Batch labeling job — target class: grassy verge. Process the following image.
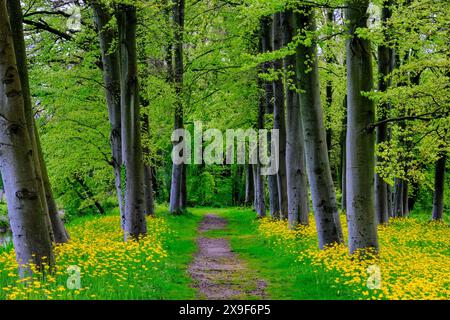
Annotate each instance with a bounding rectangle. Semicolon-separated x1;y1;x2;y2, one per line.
206;208;358;299
0;205;201;300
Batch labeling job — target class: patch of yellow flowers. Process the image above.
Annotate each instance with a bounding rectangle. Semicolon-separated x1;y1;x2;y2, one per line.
258;215;450;300
0;215;169;300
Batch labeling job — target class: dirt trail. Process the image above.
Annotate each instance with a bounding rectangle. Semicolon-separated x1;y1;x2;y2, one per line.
189;214;267;300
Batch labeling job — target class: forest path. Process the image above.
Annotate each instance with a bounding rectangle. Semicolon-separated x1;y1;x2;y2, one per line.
188;214;267;300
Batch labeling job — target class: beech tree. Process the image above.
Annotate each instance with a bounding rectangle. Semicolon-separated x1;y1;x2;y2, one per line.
345;0;378;253
272;12;288;220
7;0;69;243
0;0;54;273
169;0;186;214
117;3;147;239
295;6;343;249
281;9;309;228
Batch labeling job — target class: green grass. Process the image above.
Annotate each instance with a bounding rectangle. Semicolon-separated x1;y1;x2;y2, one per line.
205;208;359;300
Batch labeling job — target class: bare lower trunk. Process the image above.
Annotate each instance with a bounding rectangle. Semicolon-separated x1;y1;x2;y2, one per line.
0;0;55;274
295;8;343;248
345;0;378;253
244;164;254;205
282;10;309;228
92;1;124;224
432;153;446;220
272;13;288;220
393;178;404;217
117;4;147;239
144;165;154;216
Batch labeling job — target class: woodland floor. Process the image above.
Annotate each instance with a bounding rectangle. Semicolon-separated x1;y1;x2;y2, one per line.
188;214;267;299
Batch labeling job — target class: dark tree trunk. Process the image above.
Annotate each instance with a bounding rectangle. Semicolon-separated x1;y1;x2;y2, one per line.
244;164;254;205
432;153;446;220
345;0;378;253
169;0;186;214
92;1;125;225
75;176;105;215
272;12;288;220
0;0;55;275
393;178;404;217
281;10;309;228
295;7;343;249
144;164;155;216
375;0;395;225
261;16;280;219
117;4;147;239
402;179;409;216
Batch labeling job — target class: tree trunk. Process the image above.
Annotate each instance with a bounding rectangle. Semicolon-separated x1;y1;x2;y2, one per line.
272;13;288;220
260;16;280;219
92;1;125;225
375;0;395;225
0;0;55;274
282;10;309;228
244;164;254;205
254;104;266;219
117;4;147;240
144;164;155;216
345;0;379;254
295;8;343;249
169;0;186;214
393;178;404;217
340;96;347;212
8;0;70;243
432;153;446;220
402;179;409;216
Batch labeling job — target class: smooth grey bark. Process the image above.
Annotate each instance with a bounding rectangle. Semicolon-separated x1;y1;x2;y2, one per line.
340;96;347;212
345;0;379;253
295;8;343;249
281;10;309;228
244;164;254;205
92;1;125;226
432;153;446;220
169;0;186;214
260;15;280;218
272;12;288;220
0;0;55;274
117;4;147;240
7;0;69;243
375;0;395;225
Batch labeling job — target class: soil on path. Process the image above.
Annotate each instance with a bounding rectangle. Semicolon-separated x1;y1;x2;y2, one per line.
189;214;267;300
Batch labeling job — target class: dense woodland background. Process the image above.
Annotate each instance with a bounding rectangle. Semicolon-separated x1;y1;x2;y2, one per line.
0;0;449;282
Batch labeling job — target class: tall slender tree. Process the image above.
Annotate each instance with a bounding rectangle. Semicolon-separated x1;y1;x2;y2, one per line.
281;9;309;228
116;4;147;239
0;0;55;274
169;0;186;214
8;0;69;243
295;7;343;249
375;0;395;225
272;12;288;220
91;1;125;225
345;0;378;253
260;16;280;218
